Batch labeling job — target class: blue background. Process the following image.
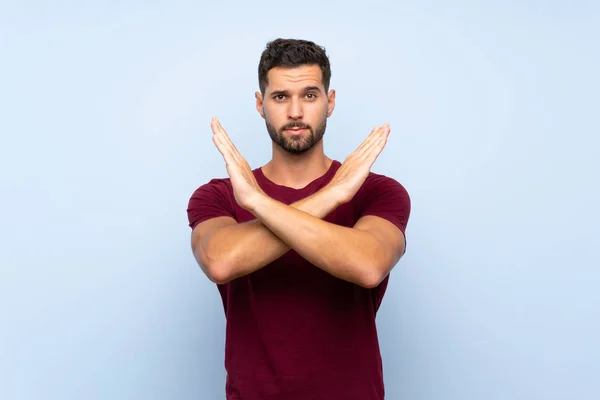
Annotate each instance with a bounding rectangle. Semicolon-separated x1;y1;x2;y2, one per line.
1;1;598;399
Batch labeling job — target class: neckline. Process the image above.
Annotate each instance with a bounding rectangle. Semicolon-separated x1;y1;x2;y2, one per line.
255;160;341;193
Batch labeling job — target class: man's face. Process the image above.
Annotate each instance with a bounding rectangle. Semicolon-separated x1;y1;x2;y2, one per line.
256;65;335;154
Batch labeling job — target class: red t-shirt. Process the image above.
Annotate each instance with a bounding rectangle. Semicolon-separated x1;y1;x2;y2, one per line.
187;160;411;399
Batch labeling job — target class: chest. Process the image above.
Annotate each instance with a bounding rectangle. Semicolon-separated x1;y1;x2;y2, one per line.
233;200;357;228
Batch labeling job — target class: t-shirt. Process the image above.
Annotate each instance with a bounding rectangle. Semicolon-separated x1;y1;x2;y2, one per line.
187;160;411;400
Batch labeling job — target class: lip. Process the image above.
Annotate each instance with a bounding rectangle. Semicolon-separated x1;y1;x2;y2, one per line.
284;128;306;134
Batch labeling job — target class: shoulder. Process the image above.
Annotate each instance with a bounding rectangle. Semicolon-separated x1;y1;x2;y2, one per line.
352;171;412;234
187;176;235;212
189;176;233;199
358;171;410;200
187;176;236;230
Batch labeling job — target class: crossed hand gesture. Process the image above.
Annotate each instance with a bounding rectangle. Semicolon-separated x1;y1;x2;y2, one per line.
210;116;390;210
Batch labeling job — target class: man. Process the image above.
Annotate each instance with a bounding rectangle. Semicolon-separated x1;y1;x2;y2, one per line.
187;38;411;399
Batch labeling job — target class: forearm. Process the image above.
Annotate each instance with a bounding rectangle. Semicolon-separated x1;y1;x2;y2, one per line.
201;186;340;282
251;196;385;288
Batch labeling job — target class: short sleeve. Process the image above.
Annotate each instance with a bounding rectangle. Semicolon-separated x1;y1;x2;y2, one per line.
187;178;236;231
357;174;411;236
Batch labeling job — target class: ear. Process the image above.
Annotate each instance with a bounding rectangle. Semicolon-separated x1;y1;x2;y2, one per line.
255;91;265;119
326;89;336;117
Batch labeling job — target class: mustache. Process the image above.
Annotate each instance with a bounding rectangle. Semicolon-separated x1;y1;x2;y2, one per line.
280;122;312;131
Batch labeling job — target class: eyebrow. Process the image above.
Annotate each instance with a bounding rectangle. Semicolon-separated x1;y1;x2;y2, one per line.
270;86;322;96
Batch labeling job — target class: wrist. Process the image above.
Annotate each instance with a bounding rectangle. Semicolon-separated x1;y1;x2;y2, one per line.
246;191;271;215
321;183;344;208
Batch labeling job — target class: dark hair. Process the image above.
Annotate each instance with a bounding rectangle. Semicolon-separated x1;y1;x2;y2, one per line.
258;38;331;94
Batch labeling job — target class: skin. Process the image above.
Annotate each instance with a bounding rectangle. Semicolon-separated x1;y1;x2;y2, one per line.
191;64;405;288
257;65;336;189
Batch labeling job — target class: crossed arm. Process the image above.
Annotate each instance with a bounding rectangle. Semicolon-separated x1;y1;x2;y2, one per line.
190;118;406;288
191;185;405;288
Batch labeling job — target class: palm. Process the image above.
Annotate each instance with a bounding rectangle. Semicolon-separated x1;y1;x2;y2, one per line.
225;159;258;209
330;124;390;204
210;117;263;210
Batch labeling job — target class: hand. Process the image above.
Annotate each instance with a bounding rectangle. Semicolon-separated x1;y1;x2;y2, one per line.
210;117;265;211
327;123;390;205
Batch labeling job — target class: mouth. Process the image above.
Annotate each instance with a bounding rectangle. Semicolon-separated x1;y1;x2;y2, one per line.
284;128;307;135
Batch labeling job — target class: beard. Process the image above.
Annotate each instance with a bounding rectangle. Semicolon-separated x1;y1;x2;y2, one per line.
266;116;327;154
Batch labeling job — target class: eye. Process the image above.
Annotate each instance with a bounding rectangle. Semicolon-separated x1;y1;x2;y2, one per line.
306;93;317;99
274;94;286;101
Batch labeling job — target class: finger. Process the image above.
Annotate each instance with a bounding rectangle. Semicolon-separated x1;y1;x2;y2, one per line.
214;118;244;163
212;134;227;159
361;123;389;150
354;125;380;154
358;123;390;161
213;118;237;152
348;126;380;162
212;131;235;164
211;121;238;164
370;124;390;151
211;117;242;164
363;125;390;163
356;124;387;158
210;116;223;137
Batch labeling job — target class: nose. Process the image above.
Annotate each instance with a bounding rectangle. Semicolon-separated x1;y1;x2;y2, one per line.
288;97;303;120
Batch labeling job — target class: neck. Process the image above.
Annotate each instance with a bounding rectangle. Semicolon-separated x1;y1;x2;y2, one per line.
261;141;333;189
